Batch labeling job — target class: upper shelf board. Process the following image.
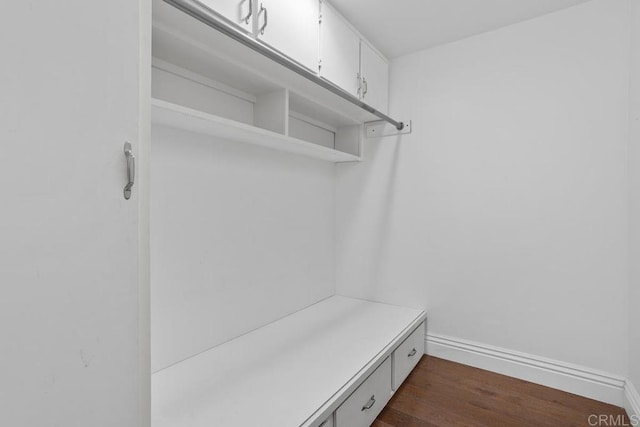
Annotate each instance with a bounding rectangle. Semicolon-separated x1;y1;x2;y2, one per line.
151;98;362;163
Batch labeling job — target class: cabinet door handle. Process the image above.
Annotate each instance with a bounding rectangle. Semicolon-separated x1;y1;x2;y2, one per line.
357;73;362;97
123;142;135;200
408;348;417;357
258;3;268;35
241;0;252;24
361;394;376;411
362;76;368;97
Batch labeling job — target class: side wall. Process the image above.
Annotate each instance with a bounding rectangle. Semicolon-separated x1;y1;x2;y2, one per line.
628;0;640;417
151;126;335;372
337;0;630;382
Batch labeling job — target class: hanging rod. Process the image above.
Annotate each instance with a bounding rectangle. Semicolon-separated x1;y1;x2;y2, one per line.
163;0;405;131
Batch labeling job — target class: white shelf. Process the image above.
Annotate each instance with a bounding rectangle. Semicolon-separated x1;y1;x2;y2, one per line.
152;295;426;427
151;98;361;163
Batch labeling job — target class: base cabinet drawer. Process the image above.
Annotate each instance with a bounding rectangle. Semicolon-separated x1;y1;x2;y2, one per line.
335;357;391;427
318;414;334;427
392;322;425;390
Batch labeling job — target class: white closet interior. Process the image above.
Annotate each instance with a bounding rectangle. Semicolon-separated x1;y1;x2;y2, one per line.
150;0;423;426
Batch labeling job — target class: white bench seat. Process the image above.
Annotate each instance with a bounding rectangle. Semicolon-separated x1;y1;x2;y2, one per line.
152;295;426;427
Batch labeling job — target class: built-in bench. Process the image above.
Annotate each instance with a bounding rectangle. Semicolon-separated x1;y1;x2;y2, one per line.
152;296;426;427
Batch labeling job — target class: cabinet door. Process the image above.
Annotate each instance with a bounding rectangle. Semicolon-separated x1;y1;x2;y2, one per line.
319;0;360;96
198;0;254;32
360;40;389;113
0;1;147;426
256;0;319;71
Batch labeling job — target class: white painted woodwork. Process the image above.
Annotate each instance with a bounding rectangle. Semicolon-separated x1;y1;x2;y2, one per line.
254;89;289;134
335;357;392;427
318;414;335;427
153;1;380;125
426;333;627;406
152;2;370;158
359;40;389;114
151;296;426;427
319;0;361;96
152;98;360;162
153;57;258;103
152;65;254;125
364;120;412;138
256;0;320;71
289;115;336;149
0;1;149;426
630;0;640;401
392;322;425;390
151;64;362;157
335;125;362;157
198;0;253;33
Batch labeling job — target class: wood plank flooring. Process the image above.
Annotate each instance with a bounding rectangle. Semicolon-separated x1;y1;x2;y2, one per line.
374;356;629;427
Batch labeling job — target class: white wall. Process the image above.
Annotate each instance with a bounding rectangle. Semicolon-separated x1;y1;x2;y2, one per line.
629;0;640;391
151;126;335;372
336;0;630;375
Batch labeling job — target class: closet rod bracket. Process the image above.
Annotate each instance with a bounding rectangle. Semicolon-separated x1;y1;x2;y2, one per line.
364;120;412;139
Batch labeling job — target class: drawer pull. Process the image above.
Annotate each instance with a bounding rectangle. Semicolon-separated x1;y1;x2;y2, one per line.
258;3;268;35
408;348;417;357
241;0;252;24
361;395;376;411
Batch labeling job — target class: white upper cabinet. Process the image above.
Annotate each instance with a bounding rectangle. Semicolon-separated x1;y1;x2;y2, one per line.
255;0;320;71
191;0;388;114
319;0;389;113
319;0;360;97
360;40;389;114
200;0;254;32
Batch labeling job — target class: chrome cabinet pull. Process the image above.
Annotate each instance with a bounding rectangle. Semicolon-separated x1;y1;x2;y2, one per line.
357;72;362;97
258;3;268;35
408;348;417;357
123;142;135;200
362;76;368;97
241;0;252;24
361;394;376;411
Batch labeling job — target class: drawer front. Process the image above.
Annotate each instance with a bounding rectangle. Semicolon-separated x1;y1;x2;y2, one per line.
317;414;334;427
392;322;425;390
335;357;391;427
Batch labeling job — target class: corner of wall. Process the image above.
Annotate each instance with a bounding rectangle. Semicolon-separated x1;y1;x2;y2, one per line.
629;0;640;393
625;380;640;421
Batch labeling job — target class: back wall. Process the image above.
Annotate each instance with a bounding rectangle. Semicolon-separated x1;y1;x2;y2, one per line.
336;0;630;378
151;126;335;372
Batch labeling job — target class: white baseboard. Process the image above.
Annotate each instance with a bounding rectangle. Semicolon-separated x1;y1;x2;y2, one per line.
425;333;626;407
625;380;640;421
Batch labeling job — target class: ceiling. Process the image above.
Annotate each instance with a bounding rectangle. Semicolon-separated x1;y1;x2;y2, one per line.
328;0;592;58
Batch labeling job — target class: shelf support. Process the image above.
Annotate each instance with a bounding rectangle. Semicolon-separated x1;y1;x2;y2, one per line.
364;120;412;138
163;0;406;131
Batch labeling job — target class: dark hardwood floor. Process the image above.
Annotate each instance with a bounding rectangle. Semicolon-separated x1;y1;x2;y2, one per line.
374;356;629;427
